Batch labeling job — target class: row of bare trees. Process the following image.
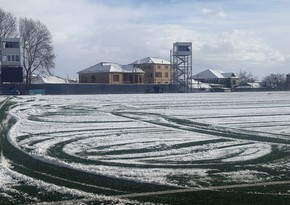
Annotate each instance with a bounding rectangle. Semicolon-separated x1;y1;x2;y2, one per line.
0;8;55;89
260;73;286;90
238;70;288;90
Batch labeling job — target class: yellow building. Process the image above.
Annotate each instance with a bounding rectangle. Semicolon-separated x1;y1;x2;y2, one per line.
132;57;172;84
78;62;144;84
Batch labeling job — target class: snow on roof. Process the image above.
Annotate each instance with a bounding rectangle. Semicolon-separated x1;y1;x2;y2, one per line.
78;62;123;74
191;79;211;89
31;75;67;84
247;82;261;88
236;83;261;89
222;72;237;78
132;57;171;65
193;69;224;79
79;62;144;74
192;69;237;79
122;64;145;73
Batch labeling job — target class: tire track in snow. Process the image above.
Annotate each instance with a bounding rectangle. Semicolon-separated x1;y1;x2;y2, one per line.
113;111;290;144
26;180;290;205
116;180;290;199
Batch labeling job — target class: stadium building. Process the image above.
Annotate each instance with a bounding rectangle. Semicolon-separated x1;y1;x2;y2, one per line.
0;37;23;94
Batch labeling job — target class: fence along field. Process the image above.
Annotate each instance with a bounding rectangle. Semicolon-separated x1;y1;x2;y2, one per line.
1;92;290;204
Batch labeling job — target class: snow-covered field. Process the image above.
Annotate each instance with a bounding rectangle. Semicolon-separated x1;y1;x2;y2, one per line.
1;92;290;204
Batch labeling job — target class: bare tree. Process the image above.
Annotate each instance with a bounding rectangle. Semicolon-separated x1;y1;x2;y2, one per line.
238;70;257;85
19;17;55;88
0;8;17;38
261;73;286;90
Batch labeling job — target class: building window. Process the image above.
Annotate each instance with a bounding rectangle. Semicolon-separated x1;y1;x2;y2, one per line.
4;42;20;48
155;72;162;78
91;75;96;82
232;80;236;85
178;45;190;52
165;65;168;69
5;55;20;62
113;75;120;82
157;65;161;69
165;72;169;78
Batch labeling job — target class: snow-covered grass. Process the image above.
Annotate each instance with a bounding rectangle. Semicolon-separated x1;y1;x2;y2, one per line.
1;91;290;203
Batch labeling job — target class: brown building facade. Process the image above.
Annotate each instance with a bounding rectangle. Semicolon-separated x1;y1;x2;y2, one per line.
78;63;144;84
132;57;172;84
78;57;172;85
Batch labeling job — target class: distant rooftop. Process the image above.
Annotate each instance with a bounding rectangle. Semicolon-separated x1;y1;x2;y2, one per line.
78;62;144;74
31;74;67;84
132;57;171;65
192;69;238;79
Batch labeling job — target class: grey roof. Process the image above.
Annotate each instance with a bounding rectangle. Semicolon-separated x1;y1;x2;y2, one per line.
192;69;224;79
222;72;237;78
192;69;237;79
78;62;144;74
132;57;171;65
122;64;144;73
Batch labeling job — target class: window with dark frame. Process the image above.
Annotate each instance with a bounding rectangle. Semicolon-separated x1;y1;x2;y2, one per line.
113;75;120;82
155;72;162;78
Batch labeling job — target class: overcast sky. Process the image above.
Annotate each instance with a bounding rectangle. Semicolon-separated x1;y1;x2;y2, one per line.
1;0;290;79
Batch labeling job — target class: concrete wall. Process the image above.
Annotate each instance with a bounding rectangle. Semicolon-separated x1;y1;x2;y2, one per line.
0;83;178;95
